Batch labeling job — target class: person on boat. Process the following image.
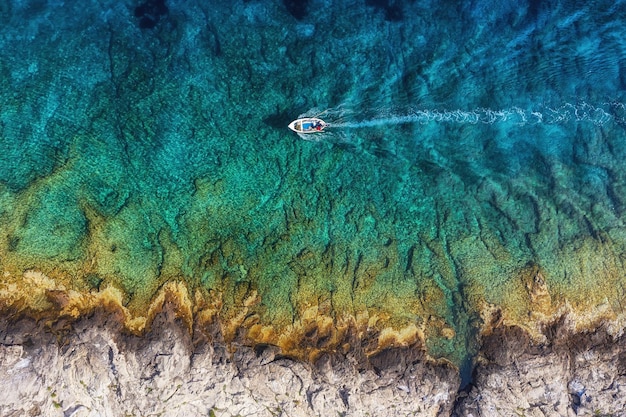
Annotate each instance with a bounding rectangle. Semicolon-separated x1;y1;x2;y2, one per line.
313;120;324;131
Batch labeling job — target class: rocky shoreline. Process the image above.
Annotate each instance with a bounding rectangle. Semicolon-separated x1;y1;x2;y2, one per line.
1;302;625;417
0;303;458;417
456;318;626;417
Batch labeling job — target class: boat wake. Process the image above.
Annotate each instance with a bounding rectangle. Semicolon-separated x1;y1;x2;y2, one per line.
292;101;626;142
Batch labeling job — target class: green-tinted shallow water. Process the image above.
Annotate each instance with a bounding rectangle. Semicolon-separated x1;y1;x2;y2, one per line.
2;0;626;372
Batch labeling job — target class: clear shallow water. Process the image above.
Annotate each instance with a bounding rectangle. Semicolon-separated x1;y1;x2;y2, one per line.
1;0;626;375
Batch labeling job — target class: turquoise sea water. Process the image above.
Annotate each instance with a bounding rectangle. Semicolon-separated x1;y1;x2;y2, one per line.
2;0;626;380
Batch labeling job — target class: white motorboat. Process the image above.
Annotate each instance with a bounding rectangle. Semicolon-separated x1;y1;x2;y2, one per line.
288;117;328;134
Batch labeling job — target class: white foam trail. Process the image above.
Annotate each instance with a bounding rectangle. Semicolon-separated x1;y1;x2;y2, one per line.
331;108;529;128
322;102;623;129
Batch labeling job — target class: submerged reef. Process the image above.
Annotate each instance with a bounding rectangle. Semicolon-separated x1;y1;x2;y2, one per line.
2;0;626;414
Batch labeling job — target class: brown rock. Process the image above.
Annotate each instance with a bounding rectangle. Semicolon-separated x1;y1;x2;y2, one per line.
0;302;459;417
455;316;626;417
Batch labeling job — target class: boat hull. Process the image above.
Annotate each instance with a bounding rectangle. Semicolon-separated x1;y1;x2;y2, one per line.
288;117;327;133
